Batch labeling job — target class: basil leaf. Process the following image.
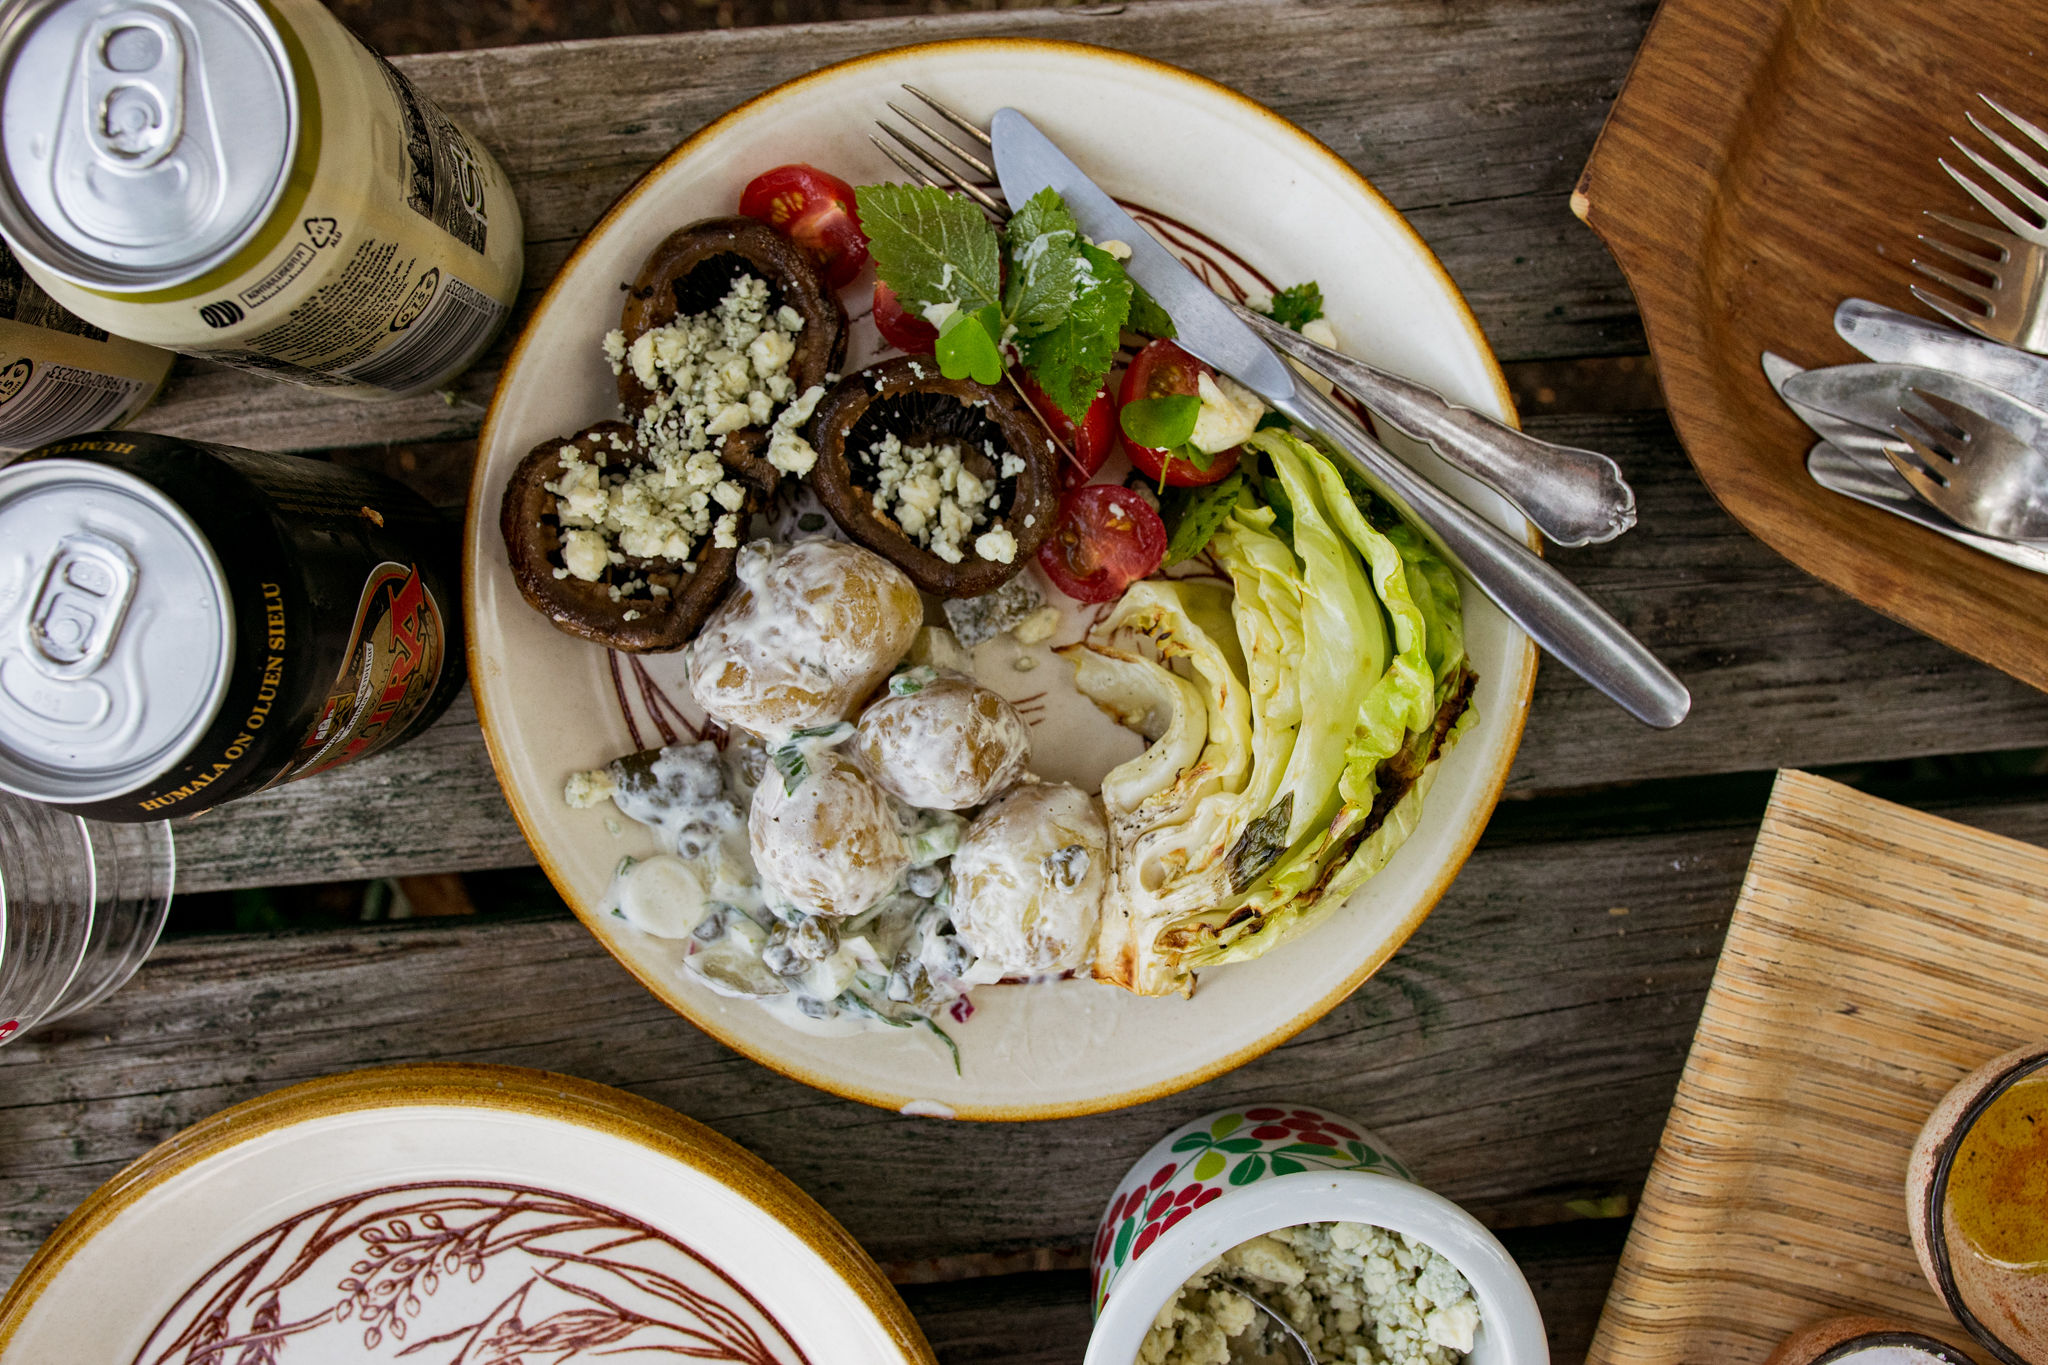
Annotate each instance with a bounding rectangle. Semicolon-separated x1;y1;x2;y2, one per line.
854;183;1002;316
1017;242;1132;424
1177;443;1217;473
936;307;1003;384
1160;469;1246;565
1266;281;1324;331
1120;394;1202;449
1126;283;1177;339
1002;188;1082;337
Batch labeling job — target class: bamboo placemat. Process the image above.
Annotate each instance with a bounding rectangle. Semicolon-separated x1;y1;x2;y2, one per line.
1587;770;2048;1365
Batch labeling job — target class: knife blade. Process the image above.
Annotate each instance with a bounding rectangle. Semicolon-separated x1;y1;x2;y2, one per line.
1836;299;2048;410
988;107;1690;728
1781;361;2048;456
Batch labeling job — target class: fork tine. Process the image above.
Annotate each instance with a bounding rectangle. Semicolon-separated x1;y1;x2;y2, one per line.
878;123;1006;217
1948;144;2048;226
870;133;942;190
1966;111;2048;198
886;100;998;182
1910;257;1998;306
1883;440;1954;500
1941;158;2041;237
903;85;994;149
1924;209;2024;259
1912;388;2007;451
1915;230;2002;272
1979;95;2048;160
1910;282;1991;327
1897;391;1967;456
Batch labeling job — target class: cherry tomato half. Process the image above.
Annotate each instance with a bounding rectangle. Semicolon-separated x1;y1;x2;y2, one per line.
872;283;937;354
738;164;868;290
1118;338;1241;487
1015;371;1118;487
1037;484;1167;604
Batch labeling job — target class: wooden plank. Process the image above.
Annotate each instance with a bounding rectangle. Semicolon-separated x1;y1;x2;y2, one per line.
1587;772;2048;1365
12;789;2047;1289
132;0;1653;453
166;411;2048;893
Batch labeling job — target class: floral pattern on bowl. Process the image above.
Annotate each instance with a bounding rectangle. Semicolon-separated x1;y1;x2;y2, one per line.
1089;1104;1412;1313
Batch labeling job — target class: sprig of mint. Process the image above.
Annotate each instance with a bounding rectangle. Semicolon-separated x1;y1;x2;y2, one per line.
1266;281;1324;331
859;183;1132;421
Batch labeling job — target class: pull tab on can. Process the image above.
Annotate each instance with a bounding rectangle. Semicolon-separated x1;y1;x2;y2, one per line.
83;11;184;170
28;533;137;679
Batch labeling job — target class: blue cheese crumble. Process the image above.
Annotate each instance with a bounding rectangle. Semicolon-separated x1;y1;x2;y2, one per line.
1141;1222;1481;1365
863;433;1020;566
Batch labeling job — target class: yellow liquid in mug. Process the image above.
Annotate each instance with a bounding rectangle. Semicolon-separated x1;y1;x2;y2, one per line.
1949;1075;2048;1270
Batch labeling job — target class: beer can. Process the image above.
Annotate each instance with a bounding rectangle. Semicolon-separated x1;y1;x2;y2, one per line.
0;0;522;398
0;431;463;821
0;240;171;451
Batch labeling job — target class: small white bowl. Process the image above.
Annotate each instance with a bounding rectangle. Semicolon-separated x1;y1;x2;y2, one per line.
1085;1104;1548;1365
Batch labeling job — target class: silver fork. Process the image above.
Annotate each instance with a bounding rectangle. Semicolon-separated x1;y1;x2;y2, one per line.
870;91;1639;548
1911;95;2048;352
1883;384;2048;540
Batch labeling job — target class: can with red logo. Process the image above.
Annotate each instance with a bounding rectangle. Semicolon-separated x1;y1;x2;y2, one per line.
0;431;461;820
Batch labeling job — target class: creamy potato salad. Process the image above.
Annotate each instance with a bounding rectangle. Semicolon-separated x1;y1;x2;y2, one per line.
1142;1222;1481;1365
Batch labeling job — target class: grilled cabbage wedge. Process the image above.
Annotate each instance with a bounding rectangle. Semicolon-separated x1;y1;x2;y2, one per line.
1069;429;1476;996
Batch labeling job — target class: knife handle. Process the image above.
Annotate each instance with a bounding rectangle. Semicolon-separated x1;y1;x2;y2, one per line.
1274;383;1691;728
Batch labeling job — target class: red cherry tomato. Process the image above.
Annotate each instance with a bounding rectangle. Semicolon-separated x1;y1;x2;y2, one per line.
738;164;868;290
1015;371;1118;488
1037;484;1167;604
872;283;937;354
1118;338;1241;487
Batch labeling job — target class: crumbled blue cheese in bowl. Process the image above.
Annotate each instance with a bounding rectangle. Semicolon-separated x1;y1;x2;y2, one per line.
863;432;1026;566
1141;1222;1481;1365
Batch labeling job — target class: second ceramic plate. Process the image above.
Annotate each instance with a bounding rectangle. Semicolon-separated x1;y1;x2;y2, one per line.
464;39;1536;1119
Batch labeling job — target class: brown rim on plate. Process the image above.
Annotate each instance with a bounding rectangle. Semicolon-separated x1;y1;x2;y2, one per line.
0;1062;937;1363
463;36;1538;1120
1919;1049;2048;1365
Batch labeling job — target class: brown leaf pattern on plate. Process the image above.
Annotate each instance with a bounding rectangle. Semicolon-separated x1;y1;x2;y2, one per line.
133;1182;807;1365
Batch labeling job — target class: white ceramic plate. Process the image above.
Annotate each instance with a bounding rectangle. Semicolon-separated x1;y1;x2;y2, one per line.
0;1066;933;1364
464;39;1537;1120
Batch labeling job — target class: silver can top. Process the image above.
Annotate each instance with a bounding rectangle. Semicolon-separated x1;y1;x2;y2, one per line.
0;0;297;290
0;457;232;802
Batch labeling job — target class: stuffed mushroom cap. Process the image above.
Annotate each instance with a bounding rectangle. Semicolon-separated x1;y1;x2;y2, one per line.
687;538;924;740
949;782;1108;983
749;751;910;919
855;671;1032;810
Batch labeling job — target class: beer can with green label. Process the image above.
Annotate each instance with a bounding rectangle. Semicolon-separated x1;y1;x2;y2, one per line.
0;0;522;399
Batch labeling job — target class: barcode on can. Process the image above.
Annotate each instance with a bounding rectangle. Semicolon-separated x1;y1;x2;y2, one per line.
0;361;146;450
342;274;506;394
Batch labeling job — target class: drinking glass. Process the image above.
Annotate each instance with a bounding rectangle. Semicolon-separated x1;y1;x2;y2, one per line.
0;793;173;1045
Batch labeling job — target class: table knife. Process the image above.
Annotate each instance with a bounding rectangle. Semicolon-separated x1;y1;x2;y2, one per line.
1763;351;2048;575
988;107;1690;728
1835;299;2048;410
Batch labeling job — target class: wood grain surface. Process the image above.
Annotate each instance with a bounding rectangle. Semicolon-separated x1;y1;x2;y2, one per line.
1574;0;2048;694
1587;771;2048;1365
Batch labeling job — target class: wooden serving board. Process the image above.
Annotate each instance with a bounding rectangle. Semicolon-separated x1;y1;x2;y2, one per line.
1573;0;2048;693
1586;770;2048;1365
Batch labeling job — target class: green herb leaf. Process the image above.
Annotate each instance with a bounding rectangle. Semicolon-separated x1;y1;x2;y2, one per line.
1119;394;1202;449
771;746;807;795
1017;242;1132;424
1254;411;1293;432
1002;188;1082;337
854;183;1002;316
1160;469;1246;565
1176;443;1216;473
1126;282;1177;339
1226;790;1295;893
920;1017;963;1075
936;306;1004;384
1266;281;1324;331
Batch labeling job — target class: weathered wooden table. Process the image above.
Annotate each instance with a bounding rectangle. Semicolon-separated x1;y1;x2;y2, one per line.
7;2;2048;1358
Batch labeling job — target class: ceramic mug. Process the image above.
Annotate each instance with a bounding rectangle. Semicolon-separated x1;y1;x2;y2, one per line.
1085;1103;1549;1364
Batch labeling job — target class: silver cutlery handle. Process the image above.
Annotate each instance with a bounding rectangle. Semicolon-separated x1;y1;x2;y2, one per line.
1273;383;1691;728
1234;303;1637;547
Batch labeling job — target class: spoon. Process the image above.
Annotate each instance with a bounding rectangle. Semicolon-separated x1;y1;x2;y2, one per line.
1228;1288;1318;1365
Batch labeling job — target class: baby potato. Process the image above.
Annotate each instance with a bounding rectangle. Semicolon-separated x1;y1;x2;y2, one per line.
949;782;1108;982
688;539;924;739
750;751;910;918
855;672;1032;810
